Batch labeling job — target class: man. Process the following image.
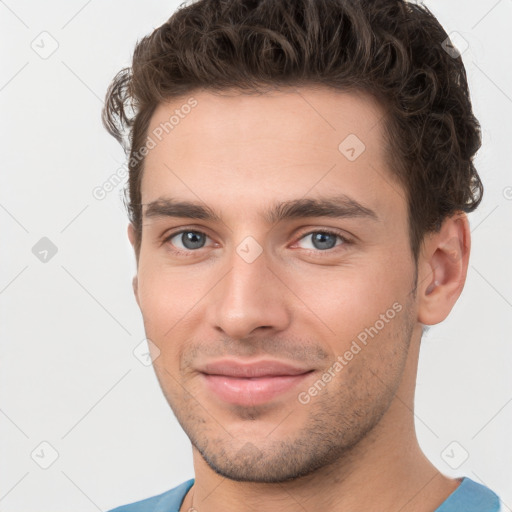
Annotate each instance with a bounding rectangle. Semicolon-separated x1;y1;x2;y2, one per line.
102;0;502;510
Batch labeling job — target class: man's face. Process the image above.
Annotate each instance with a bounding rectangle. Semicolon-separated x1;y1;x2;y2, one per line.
131;87;420;482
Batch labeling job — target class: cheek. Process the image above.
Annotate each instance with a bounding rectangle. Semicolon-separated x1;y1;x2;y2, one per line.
136;262;199;342
137;249;208;313
290;256;411;348
135;258;223;374
136;275;188;379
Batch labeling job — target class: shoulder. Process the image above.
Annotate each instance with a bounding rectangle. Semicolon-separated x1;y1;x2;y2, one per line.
435;477;502;512
107;479;194;512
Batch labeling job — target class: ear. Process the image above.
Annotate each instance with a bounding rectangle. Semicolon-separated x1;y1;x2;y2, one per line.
417;212;471;326
127;223;140;308
127;222;136;245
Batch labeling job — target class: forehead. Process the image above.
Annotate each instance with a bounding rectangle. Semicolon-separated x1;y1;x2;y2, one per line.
141;86;405;223
146;86;386;154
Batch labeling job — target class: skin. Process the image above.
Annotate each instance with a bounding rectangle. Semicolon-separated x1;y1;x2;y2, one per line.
127;86;470;511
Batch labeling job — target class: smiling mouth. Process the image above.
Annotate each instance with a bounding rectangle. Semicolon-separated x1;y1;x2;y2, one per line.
201;373;314;406
198;359;315;406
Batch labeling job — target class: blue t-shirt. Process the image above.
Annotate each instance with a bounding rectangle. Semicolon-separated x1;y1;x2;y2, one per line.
108;477;501;512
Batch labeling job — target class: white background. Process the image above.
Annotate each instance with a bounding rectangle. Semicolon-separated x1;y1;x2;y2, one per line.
0;0;511;510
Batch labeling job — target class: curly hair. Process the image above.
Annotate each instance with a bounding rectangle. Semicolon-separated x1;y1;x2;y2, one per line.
102;0;483;261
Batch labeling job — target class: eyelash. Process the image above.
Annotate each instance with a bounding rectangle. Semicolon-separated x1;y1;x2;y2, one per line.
162;228;353;257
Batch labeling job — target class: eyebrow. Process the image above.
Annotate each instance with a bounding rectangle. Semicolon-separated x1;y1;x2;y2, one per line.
142;194;379;224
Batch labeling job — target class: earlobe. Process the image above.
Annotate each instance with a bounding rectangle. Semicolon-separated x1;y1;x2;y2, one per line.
417;213;470;326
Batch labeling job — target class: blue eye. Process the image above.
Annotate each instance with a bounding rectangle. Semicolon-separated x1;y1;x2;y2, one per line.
297;231;346;251
168;230;209;250
163;228;351;256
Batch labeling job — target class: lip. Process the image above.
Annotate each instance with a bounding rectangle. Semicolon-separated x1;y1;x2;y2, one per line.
198;359;314;406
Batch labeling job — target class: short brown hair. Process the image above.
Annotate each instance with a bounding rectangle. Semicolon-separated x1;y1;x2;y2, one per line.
102;0;483;261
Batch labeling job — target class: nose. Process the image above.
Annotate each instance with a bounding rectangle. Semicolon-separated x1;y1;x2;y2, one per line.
208;246;291;340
